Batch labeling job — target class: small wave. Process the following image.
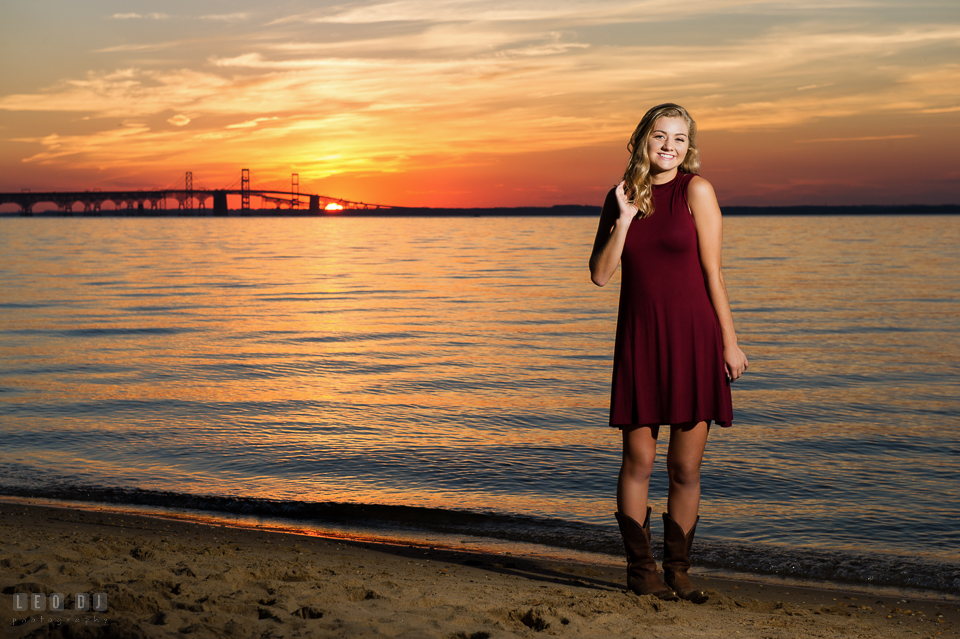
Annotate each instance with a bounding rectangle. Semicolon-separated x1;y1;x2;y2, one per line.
60;327;190;337
0;302;49;309
6;327;192;337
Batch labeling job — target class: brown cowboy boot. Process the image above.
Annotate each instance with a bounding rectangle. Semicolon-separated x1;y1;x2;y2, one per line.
661;512;709;603
615;508;678;600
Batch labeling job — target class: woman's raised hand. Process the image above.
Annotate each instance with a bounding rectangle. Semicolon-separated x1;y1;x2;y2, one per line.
590;181;639;286
615;181;639;221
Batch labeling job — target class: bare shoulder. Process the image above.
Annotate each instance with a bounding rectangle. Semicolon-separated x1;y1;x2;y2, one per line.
686;175;721;218
686;175;717;200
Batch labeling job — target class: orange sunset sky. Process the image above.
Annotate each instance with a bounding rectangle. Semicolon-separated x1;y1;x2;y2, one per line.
1;1;958;208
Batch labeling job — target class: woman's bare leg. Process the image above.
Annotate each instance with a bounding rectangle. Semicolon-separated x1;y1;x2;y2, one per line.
665;421;709;532
617;425;659;522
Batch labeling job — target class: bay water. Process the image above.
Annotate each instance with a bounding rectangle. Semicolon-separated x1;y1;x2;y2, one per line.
0;215;957;596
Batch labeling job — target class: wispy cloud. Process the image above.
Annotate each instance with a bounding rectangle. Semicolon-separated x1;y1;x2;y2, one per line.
15;125;155;164
3;23;957;157
95;41;183;53
226;117;279;129
199;13;251;22
6;21;958;130
921;106;960;114
796;134;917;143
108;12;250;23
306;0;766;26
110;13;170;20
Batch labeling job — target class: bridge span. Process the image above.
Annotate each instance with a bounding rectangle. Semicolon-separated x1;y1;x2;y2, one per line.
0;188;389;215
1;170;394;215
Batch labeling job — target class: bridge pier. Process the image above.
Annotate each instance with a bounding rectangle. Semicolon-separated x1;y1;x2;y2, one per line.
213;191;228;215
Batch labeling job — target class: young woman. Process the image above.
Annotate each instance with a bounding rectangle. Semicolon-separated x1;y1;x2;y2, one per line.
589;103;748;603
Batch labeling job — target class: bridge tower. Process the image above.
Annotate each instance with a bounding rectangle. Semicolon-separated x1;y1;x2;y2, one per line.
241;169;250;210
292;173;299;209
185;171;193;210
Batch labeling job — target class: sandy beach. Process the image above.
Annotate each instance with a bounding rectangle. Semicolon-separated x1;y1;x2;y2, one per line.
2;500;955;638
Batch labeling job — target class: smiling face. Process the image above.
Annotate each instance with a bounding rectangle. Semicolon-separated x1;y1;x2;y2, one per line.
646;116;690;180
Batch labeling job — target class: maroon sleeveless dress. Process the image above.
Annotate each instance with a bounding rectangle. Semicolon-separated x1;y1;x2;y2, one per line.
609;172;733;427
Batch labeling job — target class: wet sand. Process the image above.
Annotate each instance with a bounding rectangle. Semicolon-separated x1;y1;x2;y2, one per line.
2;501;956;638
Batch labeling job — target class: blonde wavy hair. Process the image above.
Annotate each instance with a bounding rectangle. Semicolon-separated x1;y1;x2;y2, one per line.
623;103;700;219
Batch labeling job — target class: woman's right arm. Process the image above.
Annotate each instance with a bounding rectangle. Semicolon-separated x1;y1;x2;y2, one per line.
589;181;637;287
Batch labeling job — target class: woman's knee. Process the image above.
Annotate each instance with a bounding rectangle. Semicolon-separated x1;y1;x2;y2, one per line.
621;449;655;481
667;457;702;486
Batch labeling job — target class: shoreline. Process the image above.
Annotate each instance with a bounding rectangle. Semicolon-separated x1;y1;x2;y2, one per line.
3;500;956;638
2;493;955;600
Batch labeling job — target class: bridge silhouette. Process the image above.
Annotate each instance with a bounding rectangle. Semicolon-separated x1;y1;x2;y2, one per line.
0;170;392;215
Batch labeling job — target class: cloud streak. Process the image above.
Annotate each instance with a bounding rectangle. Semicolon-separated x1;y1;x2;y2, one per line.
110;13;170;20
796;134;918;143
226;117;280;129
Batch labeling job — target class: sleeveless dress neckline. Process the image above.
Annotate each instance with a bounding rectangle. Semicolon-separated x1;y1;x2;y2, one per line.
652;173;681;188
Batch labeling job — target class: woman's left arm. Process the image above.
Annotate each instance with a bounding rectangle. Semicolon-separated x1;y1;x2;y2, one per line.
688;176;749;381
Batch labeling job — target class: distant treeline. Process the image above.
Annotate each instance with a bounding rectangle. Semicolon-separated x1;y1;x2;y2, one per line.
341;204;960;217
722;204;960;216
4;204;959;217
